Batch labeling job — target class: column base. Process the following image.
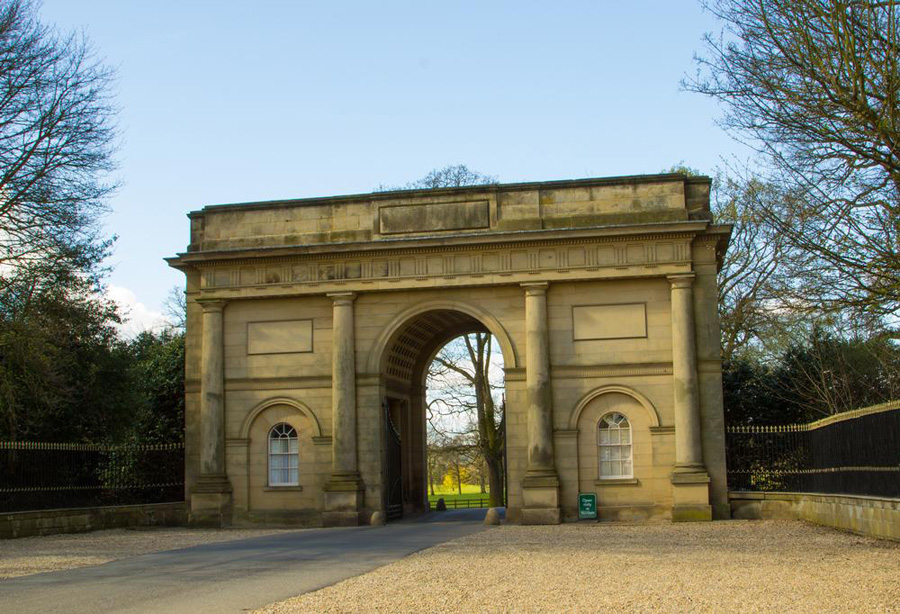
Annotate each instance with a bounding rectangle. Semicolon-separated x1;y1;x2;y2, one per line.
323;474;364;527
189;475;233;527
520;472;561;525
670;467;711;522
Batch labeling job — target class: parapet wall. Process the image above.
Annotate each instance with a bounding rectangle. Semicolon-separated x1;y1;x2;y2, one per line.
0;502;187;539
187;174;712;252
730;491;900;541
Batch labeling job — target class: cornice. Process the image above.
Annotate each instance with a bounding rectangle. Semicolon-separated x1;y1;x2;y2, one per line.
177;227;708;298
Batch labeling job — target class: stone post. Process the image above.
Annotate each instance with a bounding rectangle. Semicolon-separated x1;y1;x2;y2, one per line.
190;299;233;526
667;274;712;521
519;282;560;524
323;292;364;526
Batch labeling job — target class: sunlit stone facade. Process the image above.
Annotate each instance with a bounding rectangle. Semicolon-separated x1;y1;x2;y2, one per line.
167;173;731;526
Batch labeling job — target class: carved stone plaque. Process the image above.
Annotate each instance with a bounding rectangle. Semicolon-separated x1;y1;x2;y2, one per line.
247;320;313;355
379;200;490;234
573;303;647;341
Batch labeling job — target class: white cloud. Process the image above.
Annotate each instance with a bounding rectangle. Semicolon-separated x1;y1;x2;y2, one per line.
105;285;170;338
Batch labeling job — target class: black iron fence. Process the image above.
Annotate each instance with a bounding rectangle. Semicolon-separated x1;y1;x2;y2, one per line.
726;402;900;498
429;496;491;510
0;441;184;513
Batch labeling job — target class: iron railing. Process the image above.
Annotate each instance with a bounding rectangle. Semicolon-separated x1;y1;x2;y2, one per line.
726;402;900;498
429;496;491;510
0;441;184;513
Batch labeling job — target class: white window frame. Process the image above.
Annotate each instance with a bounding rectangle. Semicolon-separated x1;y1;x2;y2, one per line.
268;423;299;486
597;412;633;479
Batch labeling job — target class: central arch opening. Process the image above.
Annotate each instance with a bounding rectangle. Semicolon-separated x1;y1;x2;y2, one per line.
378;308;509;520
426;331;506;513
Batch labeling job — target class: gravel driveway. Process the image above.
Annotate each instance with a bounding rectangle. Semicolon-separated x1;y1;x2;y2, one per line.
0;527;299;578
254;520;900;613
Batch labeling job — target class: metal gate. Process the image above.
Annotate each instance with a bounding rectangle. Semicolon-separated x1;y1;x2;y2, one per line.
384;399;403;520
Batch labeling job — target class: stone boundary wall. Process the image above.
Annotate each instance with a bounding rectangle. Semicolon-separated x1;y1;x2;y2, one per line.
0;501;187;539
730;491;900;541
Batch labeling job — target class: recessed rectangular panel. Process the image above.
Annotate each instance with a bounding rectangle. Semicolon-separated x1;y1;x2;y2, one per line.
426;256;443;274
399;257;416;276
510;251;528;269
626;245;644;263
568;247;586;266
454;254;472;273
212;270;233;287
596;246;615;265
247;320;313;355
539;249;556;267
573;304;647;341
345;262;361;278
379;200;490;234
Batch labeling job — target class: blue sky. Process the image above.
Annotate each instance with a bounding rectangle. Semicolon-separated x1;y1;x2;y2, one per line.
38;1;747;333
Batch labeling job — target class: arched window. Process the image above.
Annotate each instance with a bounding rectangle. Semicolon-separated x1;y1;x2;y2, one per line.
268;423;299;486
598;412;632;479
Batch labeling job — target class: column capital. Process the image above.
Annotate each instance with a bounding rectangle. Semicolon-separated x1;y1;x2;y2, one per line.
521;282;549;296
667;273;696;289
327;292;357;305
197;299;227;313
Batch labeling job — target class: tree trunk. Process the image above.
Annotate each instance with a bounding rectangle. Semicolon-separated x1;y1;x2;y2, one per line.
486;456;504;508
480;460;486;494
455;459;462;495
428;461;435;496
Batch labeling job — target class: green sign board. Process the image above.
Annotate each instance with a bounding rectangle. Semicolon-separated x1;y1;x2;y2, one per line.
578;492;597;520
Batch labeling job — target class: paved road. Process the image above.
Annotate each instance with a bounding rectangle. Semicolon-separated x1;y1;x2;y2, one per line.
0;510;491;614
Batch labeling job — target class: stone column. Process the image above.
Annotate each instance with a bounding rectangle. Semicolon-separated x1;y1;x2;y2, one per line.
323;292;364;526
668;274;711;521
668;275;704;471
190;299;233;526
519;283;560;524
523;283;555;476
329;292;360;479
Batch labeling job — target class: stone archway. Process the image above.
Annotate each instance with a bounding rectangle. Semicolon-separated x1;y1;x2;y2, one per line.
169;173;733;526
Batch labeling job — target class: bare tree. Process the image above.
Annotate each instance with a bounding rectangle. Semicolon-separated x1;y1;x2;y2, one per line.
772;322;900;418
378;164;497;192
427;333;506;507
665;164;793;361
163;285;187;332
713;173;795;360
685;0;900;323
0;0;119;440
0;0;117;288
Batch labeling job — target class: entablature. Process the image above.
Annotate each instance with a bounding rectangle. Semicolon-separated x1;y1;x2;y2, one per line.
173;222;729;300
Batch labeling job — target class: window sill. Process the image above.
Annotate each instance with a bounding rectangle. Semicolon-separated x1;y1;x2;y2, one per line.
595;478;639;486
264;485;303;492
